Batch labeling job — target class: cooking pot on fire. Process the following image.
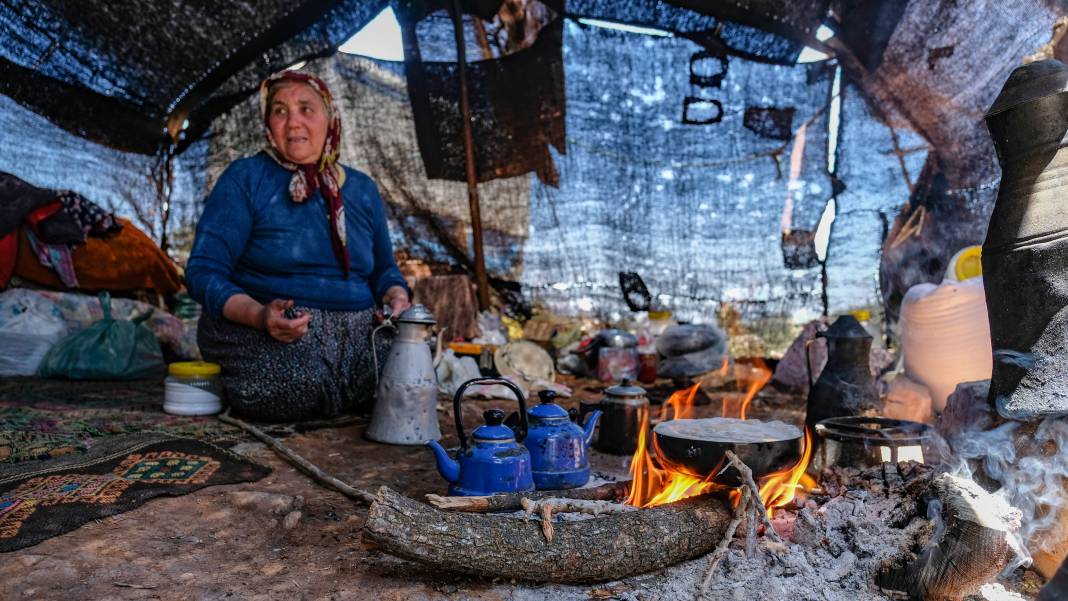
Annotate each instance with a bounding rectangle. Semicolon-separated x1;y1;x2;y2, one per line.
651;417;804;486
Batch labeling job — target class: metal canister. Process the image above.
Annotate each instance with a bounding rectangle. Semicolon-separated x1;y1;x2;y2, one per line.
584;380;649;455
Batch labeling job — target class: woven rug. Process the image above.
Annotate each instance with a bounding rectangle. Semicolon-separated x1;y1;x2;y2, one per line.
0;377;244;464
0;433;270;552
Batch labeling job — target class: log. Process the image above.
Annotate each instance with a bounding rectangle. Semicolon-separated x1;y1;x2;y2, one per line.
878;473;1022;601
425;481;628;512
363;486;733;583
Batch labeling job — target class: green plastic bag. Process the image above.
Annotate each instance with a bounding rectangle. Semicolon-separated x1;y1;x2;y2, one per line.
38;292;165;380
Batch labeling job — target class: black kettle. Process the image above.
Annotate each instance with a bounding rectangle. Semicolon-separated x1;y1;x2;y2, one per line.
804;315;880;433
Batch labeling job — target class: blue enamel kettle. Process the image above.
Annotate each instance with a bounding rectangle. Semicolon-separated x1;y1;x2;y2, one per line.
426;377;534;496
524;390;602;490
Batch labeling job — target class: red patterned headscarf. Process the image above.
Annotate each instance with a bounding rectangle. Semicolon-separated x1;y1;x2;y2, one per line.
259;70;349;276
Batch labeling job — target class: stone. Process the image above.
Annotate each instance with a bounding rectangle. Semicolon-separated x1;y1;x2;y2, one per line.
282;510;302;530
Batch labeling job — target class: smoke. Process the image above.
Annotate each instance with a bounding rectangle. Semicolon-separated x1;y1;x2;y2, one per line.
949;417;1068;569
992;349;1038;370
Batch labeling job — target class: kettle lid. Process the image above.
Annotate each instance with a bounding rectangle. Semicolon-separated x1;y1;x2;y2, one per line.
472;409;515;441
823;314;871;340
395;304;436;325
604;379;647;399
986;59;1068;118
529;390;569;419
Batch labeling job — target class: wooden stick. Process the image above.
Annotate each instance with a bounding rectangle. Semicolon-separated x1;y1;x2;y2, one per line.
218;410;376;505
723;450;783;546
700;486;750;599
425;481;628;512
519;497;634;518
449;0;491;310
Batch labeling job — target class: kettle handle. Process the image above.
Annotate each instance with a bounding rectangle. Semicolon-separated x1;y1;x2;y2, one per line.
454;377;529;452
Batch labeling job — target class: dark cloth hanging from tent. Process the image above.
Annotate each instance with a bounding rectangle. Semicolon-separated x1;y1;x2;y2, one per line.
397;8;566;185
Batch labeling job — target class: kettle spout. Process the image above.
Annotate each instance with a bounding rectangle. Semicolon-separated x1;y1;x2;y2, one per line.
581;409;603;447
432;327;448;369
425;440;460;484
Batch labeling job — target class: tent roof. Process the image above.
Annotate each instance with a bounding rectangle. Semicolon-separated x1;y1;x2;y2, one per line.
0;0;828;155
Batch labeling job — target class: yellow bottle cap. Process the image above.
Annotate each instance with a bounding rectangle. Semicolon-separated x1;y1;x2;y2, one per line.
953;245;983;281
648;310;673;320
168;361;221;377
849;309;871;322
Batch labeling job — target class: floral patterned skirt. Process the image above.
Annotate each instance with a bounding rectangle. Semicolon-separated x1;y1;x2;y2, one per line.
197;307;387;422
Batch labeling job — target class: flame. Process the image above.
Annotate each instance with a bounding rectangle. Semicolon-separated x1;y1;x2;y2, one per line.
659;383;701;421
625;404;718;508
758;427;814;515
626;359;813;512
720;358;772;419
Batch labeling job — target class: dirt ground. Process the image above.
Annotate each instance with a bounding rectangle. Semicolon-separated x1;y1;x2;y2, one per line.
0;379;820;601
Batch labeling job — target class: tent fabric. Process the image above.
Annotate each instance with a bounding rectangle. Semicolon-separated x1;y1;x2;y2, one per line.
0;0;388;153
0;94;208;262
208;20;835;352
0;0;826;156
826;81;928;322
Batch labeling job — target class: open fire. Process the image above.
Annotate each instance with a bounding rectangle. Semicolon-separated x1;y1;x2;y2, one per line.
626;360;813;513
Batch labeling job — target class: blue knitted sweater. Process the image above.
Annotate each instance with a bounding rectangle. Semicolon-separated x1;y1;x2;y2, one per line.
186;152;407;318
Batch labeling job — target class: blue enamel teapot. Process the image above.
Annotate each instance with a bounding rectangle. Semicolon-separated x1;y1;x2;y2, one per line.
426;377;534;496
523;390;602;490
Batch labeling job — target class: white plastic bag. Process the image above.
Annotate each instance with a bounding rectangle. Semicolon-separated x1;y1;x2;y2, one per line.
0;289;69;376
900;277;992;411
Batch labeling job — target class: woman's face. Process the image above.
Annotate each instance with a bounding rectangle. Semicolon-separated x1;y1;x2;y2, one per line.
267;82;329;165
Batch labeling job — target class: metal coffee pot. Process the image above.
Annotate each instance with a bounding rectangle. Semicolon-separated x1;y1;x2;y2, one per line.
804;315;880;434
581;380;649;455
984;59;1068;419
366;305;444;445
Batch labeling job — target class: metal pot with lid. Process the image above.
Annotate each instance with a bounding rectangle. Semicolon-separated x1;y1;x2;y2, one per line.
581;379;649;455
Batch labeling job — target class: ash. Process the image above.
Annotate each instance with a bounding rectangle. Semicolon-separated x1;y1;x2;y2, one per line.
478;465;1033;601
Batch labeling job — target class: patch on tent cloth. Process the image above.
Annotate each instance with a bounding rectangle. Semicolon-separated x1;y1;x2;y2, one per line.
0;434;268;552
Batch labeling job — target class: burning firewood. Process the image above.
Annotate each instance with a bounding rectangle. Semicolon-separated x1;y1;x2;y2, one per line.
363;486;733;583
877;473;1022;601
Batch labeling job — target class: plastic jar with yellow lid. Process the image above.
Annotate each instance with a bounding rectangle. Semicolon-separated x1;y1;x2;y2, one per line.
164;361;223;415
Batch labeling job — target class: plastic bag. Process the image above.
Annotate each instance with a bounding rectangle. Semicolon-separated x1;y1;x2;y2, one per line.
0;289;69;376
38;292;165;380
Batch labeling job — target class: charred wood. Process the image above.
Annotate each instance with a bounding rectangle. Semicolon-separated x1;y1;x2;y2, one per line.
877;473;1021;601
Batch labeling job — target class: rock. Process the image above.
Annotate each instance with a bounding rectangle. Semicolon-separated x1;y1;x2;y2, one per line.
936;380;992;441
772;320;827;395
229;442;267;457
282;510;303;530
227;491;299;516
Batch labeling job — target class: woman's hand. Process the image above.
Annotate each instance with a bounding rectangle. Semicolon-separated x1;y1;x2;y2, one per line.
383;286;411;318
260;299;312;343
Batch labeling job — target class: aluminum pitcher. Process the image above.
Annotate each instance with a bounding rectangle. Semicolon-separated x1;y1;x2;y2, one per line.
365;304;445;445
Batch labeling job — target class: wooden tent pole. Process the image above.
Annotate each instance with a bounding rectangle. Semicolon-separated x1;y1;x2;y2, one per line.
450;0;492;311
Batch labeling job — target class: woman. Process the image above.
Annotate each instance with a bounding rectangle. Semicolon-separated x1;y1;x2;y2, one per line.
186;70;410;421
